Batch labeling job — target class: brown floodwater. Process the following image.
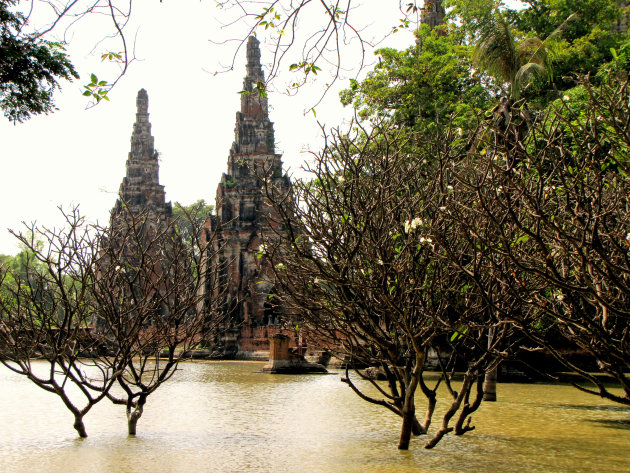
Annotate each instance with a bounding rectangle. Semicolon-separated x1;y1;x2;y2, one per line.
0;361;629;473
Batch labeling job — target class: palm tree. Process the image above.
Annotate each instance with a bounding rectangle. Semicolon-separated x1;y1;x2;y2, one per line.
473;16;548;101
472;10;576;101
472;11;554;402
471;11;576;401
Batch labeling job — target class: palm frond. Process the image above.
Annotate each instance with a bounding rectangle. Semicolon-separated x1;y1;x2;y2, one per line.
513;62;547;99
516;37;548;68
544;12;579;43
473;13;518;86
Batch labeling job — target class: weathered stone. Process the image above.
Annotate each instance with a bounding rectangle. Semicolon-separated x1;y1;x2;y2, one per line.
420;0;445;30
304;349;332;367
112;88;172;222
198;37;294;359
96;89;178;336
262;334;327;374
416;0;446;49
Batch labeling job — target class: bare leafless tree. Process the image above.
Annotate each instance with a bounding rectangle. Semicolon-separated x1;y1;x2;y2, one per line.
93;206;227;435
0;208;123;437
213;0;422;109
447;75;630;406
260;119;514;449
0;206;226;437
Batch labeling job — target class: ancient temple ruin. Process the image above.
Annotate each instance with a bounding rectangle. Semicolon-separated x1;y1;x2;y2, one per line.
198;36;292;358
414;1;446;50
106;39;294;359
420;0;445;29
111;88;172;223
95;88;176;334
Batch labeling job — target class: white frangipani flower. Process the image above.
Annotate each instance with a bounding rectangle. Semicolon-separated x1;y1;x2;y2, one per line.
404;217;423;234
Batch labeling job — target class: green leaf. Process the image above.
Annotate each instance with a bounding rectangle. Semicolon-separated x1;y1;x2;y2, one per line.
515;235;530;245
450;326;468;342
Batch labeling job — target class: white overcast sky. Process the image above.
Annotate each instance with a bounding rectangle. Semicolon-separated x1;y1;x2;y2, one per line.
0;1;420;255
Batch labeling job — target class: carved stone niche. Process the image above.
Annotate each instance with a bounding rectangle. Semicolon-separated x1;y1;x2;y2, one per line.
221;201;233;222
240;202;255;221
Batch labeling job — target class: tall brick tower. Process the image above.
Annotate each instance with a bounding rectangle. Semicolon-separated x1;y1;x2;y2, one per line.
111;88;172;221
200;36;291;358
420;0;445;30
96;89;174;332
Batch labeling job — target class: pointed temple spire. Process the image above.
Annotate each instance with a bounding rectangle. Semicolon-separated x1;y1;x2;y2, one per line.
113;89;171;218
132;88;152;149
198;35;292;357
416;0;446;49
245;35;265;85
221;35;284;223
232;36;275;155
420;0;445;29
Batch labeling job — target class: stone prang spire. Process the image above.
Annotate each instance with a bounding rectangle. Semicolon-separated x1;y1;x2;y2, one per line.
198;36;292;357
420;0;445;29
113;88;171;219
416;0;446;48
231;36;275;155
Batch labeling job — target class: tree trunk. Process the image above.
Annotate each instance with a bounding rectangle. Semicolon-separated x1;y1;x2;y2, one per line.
425;373;473;449
127;406;143;435
483;367;497;401
73;415;88;438
483;327;497;401
411;416;425;436
127;395;146;436
418;376;437;434
455;377;484;435
398;351;424;449
398;399;416;450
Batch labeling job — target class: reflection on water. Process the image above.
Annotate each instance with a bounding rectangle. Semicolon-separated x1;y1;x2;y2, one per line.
1;361;629;473
586;419;630;430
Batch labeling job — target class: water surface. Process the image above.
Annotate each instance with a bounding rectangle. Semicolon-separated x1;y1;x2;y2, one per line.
1;361;628;472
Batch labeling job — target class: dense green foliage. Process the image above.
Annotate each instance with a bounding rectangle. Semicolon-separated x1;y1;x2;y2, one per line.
344;0;630;126
173;199;214;246
0;0;78;122
341;25;493;132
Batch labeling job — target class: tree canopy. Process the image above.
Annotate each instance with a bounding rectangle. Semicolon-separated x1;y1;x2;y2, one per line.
0;0;78;122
